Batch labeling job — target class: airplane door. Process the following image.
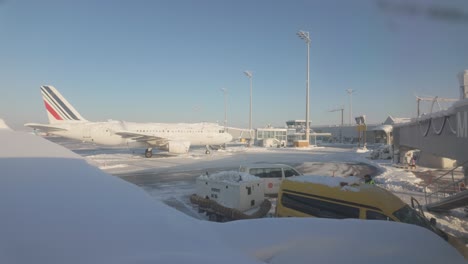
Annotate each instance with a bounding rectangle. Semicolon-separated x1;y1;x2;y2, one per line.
83;126;91;140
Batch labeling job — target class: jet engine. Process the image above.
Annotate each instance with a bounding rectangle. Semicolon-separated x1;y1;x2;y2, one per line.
162;141;191;154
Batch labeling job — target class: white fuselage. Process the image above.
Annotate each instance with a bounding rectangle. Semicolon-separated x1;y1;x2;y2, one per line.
51;121;232;148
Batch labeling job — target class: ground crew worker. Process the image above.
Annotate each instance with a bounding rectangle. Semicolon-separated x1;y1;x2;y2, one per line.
410;156;417;169
364;174;375;185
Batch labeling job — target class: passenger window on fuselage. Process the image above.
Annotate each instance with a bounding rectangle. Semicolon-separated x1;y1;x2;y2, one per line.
281;193;360;219
366;210;393;221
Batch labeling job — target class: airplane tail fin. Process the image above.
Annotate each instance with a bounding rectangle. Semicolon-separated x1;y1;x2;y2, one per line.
40;85;88;124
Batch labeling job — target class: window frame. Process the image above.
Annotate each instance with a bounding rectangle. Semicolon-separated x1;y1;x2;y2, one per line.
366;210;394;221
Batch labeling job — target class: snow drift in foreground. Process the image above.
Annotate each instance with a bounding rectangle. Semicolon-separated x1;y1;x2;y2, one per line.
0;127;465;264
217;218;461;264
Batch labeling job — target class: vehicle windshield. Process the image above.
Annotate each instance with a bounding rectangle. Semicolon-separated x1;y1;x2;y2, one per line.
393;205;430;229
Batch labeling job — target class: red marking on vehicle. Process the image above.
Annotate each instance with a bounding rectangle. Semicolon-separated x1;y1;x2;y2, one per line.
268;183;273;188
44;100;62;120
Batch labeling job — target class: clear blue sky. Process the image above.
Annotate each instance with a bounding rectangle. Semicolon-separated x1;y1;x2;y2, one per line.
1;0;468;129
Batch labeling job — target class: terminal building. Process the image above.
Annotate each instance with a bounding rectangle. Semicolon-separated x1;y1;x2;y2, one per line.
251;117;411;147
255;120;333;147
255;127;288;147
308;116;411;145
227;117;411;147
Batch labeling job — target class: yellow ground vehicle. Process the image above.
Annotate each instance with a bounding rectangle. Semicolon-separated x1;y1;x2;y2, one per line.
277;176;410;221
276;176;467;258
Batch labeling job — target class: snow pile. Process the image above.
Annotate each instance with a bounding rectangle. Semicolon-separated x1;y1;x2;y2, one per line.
288;175;362;189
198;170;260;183
425;210;468;241
98;163;129;170
375;167;424;192
296;161;376;178
355;146;370;153
341;184;360;192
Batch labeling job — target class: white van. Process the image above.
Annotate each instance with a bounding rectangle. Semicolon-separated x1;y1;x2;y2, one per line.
239;164;302;195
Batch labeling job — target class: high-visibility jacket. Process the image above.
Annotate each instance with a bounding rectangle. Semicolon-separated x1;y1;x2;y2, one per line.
365;179;375;185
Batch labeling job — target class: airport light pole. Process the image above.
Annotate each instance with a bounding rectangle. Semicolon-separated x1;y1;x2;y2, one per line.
297;30;311;145
244;71;253;142
329;107;344;143
346;89;355;125
221;88;228;129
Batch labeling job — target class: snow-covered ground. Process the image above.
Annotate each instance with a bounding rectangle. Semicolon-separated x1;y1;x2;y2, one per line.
47;136;468;244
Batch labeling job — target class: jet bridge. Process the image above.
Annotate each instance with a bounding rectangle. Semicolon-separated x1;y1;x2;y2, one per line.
393;100;468;163
393;70;468;211
393;103;468;212
394;70;468;164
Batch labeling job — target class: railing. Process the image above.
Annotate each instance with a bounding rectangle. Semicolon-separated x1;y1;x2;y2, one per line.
423;160;468;206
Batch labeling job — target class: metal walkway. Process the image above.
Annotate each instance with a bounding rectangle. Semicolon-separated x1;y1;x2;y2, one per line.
426;190;468;212
423;161;468;212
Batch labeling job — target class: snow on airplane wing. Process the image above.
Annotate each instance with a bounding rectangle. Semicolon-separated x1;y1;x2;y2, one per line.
114;131;169;145
214;217;466;264
24;123;68;132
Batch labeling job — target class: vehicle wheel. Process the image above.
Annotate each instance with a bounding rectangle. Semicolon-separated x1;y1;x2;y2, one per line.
208;213;217;221
145;150;152;158
205;150;211;154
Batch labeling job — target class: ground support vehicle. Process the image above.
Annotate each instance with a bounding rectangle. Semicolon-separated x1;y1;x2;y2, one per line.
192;171;271;222
275;175;467;258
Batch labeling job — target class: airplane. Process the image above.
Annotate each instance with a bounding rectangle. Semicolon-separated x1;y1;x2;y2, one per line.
25;85;233;157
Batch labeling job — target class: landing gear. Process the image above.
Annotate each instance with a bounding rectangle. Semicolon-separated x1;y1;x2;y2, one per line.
145;148;153;158
205;145;211;155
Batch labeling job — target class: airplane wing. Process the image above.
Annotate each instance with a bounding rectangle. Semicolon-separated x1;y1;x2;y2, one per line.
24;123;68;132
114;131;169;146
